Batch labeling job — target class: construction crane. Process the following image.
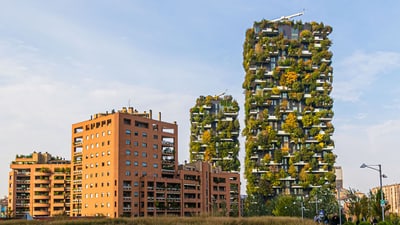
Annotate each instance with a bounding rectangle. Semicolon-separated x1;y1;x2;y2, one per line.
270;10;304;22
214;89;227;98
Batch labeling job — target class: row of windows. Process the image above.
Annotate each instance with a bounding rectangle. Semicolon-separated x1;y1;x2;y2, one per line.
85;181;111;189
125;161;158;168
85;141;111;150
85;192;111;198
125;150;158;158
85;150;111;159
85;130;112;140
125;140;158;149
125;130;157;139
85;171;110;179
85;161;111;169
125;171;154;177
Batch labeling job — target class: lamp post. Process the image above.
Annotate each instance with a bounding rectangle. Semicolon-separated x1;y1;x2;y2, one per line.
360;163;387;221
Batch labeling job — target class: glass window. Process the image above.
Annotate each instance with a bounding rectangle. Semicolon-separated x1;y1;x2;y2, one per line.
153;144;158;150
134;151;138;156
142;152;147;157
126;150;131;155
126;140;131;145
153;164;158;168
142;162;147;167
142;143;147;147
125;129;131;135
142;132;147;137
134;161;138;166
126;160;131;166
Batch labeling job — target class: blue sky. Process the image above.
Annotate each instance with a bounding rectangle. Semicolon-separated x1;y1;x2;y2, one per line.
1;1;400;197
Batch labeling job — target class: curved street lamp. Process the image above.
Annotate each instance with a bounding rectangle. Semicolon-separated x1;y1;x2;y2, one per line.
360;163;387;221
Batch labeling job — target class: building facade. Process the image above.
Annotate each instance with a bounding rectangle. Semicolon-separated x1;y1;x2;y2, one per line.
71;107;240;218
373;184;400;215
189;95;240;171
242;19;335;199
8;152;71;218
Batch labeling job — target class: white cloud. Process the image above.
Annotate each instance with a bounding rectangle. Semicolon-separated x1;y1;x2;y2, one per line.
333;51;400;102
334;119;400;193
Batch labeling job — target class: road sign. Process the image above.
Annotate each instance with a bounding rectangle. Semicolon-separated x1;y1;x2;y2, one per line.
380;199;386;207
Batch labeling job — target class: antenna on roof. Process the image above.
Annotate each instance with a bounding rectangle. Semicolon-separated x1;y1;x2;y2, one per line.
270;10;305;22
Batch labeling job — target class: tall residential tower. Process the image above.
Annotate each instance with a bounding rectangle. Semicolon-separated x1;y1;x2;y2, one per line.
242;19;335;199
70;107;240;217
189;95;240;172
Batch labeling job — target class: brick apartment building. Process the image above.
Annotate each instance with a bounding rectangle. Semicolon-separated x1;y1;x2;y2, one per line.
70;107;240;218
8;107;240;218
8;152;71;218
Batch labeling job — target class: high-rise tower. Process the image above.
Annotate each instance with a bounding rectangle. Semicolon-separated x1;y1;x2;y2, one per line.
189;95;240;172
242;19;335;199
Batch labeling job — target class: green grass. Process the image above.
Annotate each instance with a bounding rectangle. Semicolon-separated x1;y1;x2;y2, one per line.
0;216;317;225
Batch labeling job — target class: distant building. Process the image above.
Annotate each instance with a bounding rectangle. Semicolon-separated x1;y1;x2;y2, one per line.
8;152;71;218
189;95;240;171
335;166;343;189
373;183;400;215
70;107;240;218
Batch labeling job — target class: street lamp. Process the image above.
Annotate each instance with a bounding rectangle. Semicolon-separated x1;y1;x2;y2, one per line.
360;163;387;221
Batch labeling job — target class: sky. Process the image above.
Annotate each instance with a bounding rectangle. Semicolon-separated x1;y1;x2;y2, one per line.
1;0;400;197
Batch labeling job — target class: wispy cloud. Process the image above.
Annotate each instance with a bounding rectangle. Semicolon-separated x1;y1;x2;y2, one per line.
333;51;400;102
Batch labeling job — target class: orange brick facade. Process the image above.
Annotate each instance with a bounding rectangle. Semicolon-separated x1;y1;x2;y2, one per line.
8;107;240;218
70;107;240;218
8;152;71;218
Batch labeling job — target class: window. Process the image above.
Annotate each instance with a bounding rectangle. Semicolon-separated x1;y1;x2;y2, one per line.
134;161;138;166
123;118;131;125
153;135;158;139
126;150;131;155
142;162;147;167
126;140;131;145
134;181;139;187
153;164;158;168
126;160;131;166
125;129;131;135
153;144;158;150
134;192;139;197
142;172;147;176
142;132;147;137
133;141;138;146
142;152;147;157
134;151;138;156
134;131;138;136
153;154;158;159
125;171;131;176
142;143;147;147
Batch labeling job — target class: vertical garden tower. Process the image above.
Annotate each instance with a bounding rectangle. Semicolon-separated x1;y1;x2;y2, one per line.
189;95;240;172
242;19;335;199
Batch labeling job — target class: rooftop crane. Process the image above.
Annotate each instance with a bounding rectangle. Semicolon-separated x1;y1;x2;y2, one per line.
214;89;227;98
270;10;305;22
